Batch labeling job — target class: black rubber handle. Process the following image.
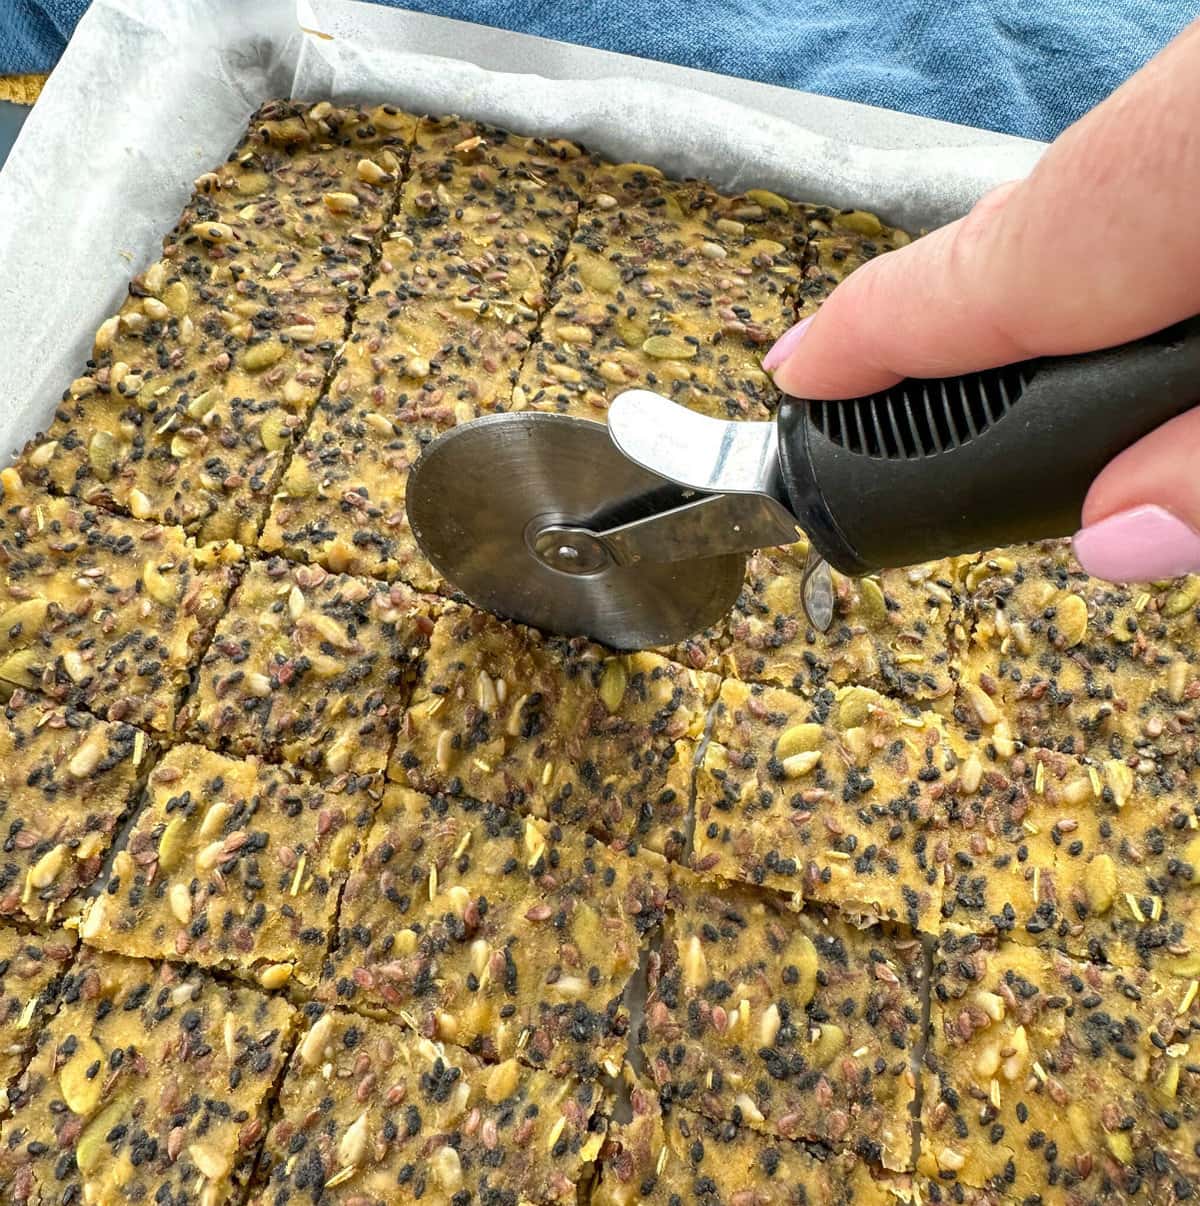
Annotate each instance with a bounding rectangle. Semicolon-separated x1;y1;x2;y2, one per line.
776;316;1200;575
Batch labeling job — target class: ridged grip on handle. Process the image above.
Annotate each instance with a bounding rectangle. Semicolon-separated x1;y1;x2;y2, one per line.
776;317;1200;575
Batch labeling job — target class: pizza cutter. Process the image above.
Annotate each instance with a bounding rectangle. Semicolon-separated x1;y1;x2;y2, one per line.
407;318;1200;649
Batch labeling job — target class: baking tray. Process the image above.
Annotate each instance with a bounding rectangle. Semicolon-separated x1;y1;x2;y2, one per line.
0;0;1046;459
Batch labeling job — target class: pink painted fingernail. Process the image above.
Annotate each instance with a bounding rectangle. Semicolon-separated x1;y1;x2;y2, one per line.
763;316;814;372
1073;504;1200;582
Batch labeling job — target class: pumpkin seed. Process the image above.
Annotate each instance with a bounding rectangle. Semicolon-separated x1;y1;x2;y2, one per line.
1065;1104;1092;1149
0;647;41;686
60;1037;105;1115
746;188;790;213
615;315;648;348
158;816;189;872
329;826;357;871
189;1143;230;1181
641;335;696;360
837;685;877;728
432;1145;463;1192
1157;1058;1181;1102
75;1102;125;1173
661;192;686;220
1106;1130;1133;1165
1169;952;1200;980
260;413;291;452
486;1058;521;1103
775;723;823;760
0;598;48;648
1055;593;1088;647
169;432;199;460
1164;579;1199;617
576;254;621;293
858;577;888;623
186;388;220;421
1087;853;1118;913
88;431;118;481
243;339;285;371
194;221;235;243
786;932;819;1005
612;162;664;181
234;170;269;195
162;280;189;316
835;209;884;236
809;1022;845;1067
598;659;627;713
1180;837;1200;885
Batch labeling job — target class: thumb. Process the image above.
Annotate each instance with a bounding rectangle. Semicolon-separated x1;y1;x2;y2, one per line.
764;183;1031;398
764;16;1200;402
1072;409;1200;581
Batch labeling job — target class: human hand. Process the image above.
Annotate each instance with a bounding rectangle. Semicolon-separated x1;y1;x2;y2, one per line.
763;17;1200;583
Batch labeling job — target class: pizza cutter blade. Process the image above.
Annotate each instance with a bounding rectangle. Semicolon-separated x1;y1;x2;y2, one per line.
406;412;752;649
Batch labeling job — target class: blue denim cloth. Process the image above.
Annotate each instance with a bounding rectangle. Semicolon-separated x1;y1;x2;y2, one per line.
3;0;1197;140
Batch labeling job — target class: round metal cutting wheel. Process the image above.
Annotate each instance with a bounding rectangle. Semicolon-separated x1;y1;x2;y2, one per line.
407;413;746;649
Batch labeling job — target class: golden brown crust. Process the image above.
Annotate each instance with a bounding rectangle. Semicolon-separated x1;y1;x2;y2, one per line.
642;873;922;1168
183;558;434;782
596;1072;900;1205
0;691;149;927
0;948;295;1205
317;786;667;1074
923;929;1200;1203
0;926;76;1110
389;606;716;858
251;1007;607;1204
80;743;374;987
0;491;239;731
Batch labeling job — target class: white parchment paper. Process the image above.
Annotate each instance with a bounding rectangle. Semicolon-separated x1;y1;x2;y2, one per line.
0;0;1045;456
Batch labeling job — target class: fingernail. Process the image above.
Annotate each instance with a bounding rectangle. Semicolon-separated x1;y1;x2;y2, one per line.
763;316;814;373
1072;504;1200;582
